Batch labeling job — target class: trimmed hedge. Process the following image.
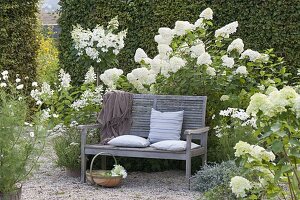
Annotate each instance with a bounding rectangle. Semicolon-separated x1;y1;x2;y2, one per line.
0;1;39;82
59;0;300;84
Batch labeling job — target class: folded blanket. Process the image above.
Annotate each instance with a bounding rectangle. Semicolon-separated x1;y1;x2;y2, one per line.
97;90;133;142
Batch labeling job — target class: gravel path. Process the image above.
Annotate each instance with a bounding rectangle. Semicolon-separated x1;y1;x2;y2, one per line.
22;144;202;200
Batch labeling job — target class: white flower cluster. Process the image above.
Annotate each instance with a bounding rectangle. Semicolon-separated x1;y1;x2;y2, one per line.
227;38;244;54
219;107;257;128
246;86;300;117
234;141;276;162
99;68;123;89
71;85;104;111
48;123;67;138
111;164;127;178
235;66;248;75
230;176;252;198
41;108;51;122
199;8;213;20
59;69;71;88
30;82;54;105
84;67;96;84
215;21;238;38
221;55;235;68
127;68;156;93
240;49;262;62
71;17;127;63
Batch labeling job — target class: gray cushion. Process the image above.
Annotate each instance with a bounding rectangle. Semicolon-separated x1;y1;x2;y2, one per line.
148;108;184;143
150;140;200;151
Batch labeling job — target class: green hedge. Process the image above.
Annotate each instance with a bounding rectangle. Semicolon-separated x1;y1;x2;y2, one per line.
0;1;39;82
59;0;300;84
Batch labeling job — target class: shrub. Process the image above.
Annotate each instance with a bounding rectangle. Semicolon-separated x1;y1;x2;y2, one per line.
36;34;59;85
0;1;39;84
58;0;300;85
192;161;240;193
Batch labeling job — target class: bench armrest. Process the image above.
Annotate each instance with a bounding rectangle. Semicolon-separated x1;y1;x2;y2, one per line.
184;127;209;135
78;124;102;131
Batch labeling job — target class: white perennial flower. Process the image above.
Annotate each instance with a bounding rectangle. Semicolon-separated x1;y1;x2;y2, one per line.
59;69;71;88
227;38;244;54
100;68;123;89
127;68;156;93
0;82;7;87
235;66;248;75
16;84;24;90
230;176;252;198
215;21;239;38
199;8;213;20
206;67;216;76
157;44;172;57
190;42;205;58
84;67;96;84
174;21;195;36
169;56;186;73
197;52;212;65
194;18;205;28
32;82;38;87
16;78;21;83
134;48;148;63
241;49;262;61
154;27;174;45
221;55;235;68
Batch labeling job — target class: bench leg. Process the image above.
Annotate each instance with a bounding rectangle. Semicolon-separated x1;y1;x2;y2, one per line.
201;154;207;166
186;157;191;179
81;154;87;183
101;156;106;170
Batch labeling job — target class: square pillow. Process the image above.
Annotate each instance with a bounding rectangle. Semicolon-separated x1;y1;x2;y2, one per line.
108;135;150;148
150;140;200;151
148;108;184;143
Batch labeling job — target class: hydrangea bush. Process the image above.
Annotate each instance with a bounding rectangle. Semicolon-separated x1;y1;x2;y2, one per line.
71;17;127;76
99;7;290;162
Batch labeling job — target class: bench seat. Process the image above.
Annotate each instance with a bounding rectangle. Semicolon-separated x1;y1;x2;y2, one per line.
85;144;206;160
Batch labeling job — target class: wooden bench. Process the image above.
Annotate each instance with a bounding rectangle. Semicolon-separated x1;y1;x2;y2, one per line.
79;94;209;183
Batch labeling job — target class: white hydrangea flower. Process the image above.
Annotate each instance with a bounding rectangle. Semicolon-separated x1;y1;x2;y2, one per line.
197;52;212;65
1;70;8;76
59;69;71;88
16;78;21;83
32;82;38;87
107;16;119;30
206;67;216;76
220;95;230;101
169;56;186;73
157;44;172;57
234;141;253;157
194;18;205;28
100;68;123;89
230;176;252;198
240;49;262;61
134;48;148;63
221;55;235;68
293;96;300;118
174;21;195;36
199;8;213;20
111;164;127;178
260;53;270;63
84;67;96;84
235;66;248;75
127;68;156;93
190;42;205;58
154;27;174;45
16;84;24;90
215;21;238;38
227;38;244;54
246;93;271;116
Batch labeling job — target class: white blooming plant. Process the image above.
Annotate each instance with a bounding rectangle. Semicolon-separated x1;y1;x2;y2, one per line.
31;67;104;170
0;70;47;193
71;16;127;74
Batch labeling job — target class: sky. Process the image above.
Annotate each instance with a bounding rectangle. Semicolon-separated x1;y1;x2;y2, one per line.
41;0;60;12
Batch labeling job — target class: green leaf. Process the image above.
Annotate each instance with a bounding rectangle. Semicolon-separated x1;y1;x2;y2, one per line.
271;140;283;153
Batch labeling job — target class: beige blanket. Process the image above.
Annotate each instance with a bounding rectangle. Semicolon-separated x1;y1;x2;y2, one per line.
97;90;133;142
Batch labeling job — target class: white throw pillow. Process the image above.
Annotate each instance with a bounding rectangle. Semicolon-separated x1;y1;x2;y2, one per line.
150;140;200;151
148;108;184;143
108;135;150;148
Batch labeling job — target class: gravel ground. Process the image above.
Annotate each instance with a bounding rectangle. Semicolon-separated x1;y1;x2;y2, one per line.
22;144;202;200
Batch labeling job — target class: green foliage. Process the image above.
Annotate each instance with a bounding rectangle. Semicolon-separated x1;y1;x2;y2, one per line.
0;1;39;85
192;161;240;193
59;0;300;85
36;31;59;85
0;90;46;193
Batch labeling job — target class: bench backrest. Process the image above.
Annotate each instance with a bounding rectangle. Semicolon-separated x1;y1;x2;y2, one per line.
129;94;207;138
